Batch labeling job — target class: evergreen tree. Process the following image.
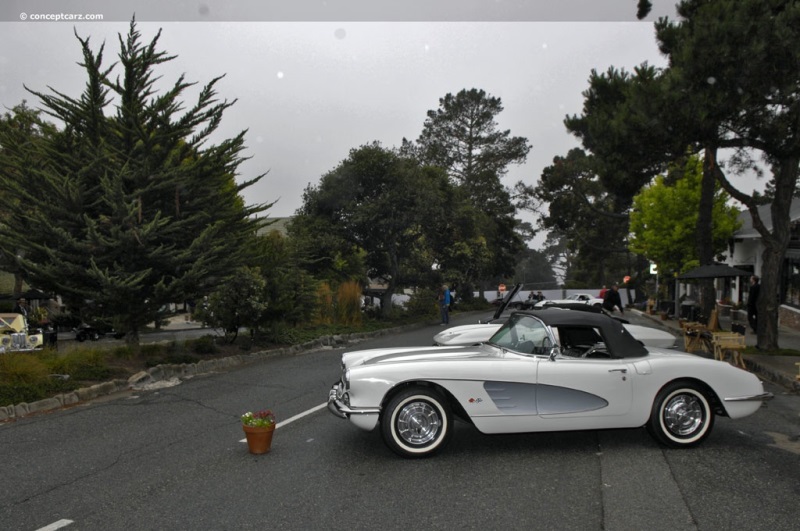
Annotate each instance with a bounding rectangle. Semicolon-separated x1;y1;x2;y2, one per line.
0;101;57;297
0;21;271;343
533;148;632;287
412;88;530;284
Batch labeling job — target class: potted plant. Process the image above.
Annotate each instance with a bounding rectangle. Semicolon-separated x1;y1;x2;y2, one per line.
241;409;276;454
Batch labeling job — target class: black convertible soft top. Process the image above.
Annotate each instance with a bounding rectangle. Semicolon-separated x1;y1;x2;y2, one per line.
522;308;649;359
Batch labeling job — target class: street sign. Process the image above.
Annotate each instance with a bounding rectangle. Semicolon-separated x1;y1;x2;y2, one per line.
650;263;658;274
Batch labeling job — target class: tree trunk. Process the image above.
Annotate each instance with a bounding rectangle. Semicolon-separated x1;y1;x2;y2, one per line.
756;159;798;349
758;244;783;349
697;148;718;319
380;285;394;319
124;329;140;346
13;272;24;298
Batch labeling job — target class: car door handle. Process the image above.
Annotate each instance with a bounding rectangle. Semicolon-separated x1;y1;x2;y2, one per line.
608;368;628;374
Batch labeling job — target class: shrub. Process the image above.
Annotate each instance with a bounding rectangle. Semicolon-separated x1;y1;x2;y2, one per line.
315;282;335;325
191;335;218;354
238;336;253;351
405;288;439;319
139;344;166;358
336;281;362;326
111;345;138;360
456;296;491;311
0;353;49;384
0;379;78;406
44;348;118;381
0;352;80;405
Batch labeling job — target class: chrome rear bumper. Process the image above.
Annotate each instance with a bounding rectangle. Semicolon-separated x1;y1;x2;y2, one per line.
724;392;774;402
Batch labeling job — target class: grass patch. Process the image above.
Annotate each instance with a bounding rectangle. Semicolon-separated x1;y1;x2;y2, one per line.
743;346;800;356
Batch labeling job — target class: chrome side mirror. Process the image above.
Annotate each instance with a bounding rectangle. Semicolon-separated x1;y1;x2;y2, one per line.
542;337;559;361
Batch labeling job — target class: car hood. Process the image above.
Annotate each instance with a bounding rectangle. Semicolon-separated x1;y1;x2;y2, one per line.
433;323;501;346
343;344;498;368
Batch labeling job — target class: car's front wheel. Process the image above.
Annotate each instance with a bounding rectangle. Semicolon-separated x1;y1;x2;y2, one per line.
381;386;452;458
647;382;714;447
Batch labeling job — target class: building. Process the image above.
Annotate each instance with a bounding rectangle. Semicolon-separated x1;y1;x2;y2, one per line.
724;198;800;328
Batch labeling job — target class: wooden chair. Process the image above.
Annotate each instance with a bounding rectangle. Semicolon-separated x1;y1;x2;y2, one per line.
682;309;719;353
683;322;707;352
712;331;746;368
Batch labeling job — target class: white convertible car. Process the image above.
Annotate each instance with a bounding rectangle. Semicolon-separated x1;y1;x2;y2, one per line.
328;309;772;458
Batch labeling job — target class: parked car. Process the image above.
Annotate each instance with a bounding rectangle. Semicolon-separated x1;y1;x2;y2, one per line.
488;284;525;308
0;313;44;352
435;301;677;349
328;309;771;458
535;292;604;308
73;320;124;341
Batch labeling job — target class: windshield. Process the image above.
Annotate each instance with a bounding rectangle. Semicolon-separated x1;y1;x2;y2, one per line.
488;314;551;356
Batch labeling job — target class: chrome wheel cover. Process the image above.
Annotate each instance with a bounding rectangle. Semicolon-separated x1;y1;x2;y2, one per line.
396;401;441;445
663;393;704;436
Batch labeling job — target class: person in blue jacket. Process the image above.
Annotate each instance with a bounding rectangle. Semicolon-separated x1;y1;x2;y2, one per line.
439;285;451;325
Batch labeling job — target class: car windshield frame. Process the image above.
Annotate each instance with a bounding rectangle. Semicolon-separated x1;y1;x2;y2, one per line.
487;313;553;357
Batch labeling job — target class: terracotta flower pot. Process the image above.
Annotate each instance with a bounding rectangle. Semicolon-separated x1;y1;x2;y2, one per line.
242;424;275;454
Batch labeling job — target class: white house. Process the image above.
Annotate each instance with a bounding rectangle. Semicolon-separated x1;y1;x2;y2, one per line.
722;198;800;328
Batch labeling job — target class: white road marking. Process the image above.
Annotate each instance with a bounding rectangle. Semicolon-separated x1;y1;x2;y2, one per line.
36;519;74;531
239;403;327;443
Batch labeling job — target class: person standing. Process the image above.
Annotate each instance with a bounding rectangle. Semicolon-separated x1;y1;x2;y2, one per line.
602;284;624;314
12;297;28;318
439;285;451;325
747;275;760;334
12;297;29;329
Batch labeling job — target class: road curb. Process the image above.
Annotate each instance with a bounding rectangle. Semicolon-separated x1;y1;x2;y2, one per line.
745;357;800;392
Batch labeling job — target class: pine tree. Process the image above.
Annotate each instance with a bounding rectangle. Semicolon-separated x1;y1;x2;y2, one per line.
0;20;271;343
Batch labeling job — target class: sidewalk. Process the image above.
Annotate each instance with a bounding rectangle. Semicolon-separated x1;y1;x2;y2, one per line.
633;309;800;392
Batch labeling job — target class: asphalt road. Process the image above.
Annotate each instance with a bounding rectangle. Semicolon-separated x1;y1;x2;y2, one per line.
2;312;799;530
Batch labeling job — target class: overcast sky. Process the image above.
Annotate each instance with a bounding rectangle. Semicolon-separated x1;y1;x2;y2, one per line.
1;1;764;239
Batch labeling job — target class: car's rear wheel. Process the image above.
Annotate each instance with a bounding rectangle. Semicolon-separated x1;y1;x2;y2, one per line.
647;382;714;447
381;386;452;458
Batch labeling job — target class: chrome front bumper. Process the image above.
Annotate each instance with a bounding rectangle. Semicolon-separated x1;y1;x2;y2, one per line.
327;383;381;419
328;387;349;419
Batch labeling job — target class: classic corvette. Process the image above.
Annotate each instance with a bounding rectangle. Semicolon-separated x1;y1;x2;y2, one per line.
328;309;772;458
534;292;604;308
434;301;678;349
